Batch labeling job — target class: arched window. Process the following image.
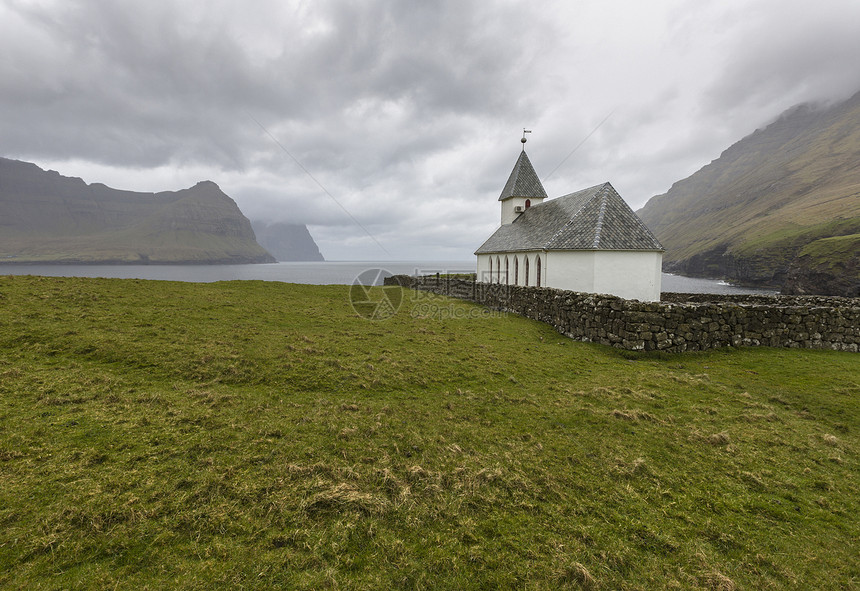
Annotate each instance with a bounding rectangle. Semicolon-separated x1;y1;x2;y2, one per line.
514;256;519;285
525;199;531;208
504;256;509;285
488;257;492;282
536;255;542;287
525;257;530;286
496;256;501;283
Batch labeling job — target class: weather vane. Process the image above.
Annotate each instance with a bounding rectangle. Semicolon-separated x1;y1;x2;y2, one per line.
521;128;532;150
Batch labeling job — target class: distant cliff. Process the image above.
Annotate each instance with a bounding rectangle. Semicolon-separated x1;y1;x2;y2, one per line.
251;221;324;262
638;91;860;297
0;157;275;264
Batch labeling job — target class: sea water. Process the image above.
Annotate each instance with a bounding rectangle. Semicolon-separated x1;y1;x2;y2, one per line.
0;262;778;295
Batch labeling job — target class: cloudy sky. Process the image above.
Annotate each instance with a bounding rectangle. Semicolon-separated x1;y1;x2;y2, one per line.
2;0;859;261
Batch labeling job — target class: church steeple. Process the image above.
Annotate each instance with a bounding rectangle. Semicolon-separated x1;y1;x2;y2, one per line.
498;138;547;225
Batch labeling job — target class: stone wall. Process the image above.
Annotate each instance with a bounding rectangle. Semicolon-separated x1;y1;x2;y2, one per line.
384;275;859;352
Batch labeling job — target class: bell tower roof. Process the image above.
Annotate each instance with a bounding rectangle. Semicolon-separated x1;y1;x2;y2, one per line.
498;149;548;202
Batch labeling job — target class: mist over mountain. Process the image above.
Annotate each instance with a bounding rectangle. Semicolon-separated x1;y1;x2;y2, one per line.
638;91;860;296
251;221;324;262
0;157;276;265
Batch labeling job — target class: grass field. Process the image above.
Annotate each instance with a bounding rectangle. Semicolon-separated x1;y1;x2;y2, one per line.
1;276;858;589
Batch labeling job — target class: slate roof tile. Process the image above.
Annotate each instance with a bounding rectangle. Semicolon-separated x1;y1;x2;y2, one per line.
498;150;548;201
476;182;664;254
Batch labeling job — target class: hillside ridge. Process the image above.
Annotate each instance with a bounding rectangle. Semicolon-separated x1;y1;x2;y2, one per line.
251;220;325;262
637;91;860;296
0;157;276;264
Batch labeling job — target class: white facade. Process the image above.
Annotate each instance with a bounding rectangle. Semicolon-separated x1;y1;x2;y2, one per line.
477;250;662;302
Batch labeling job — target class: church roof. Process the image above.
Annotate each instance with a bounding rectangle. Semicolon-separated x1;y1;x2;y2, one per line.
476;182;664;254
498;150;548;201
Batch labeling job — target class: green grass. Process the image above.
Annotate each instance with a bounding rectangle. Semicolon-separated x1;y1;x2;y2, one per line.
1;276;858;589
796;233;860;273
731;218;860;257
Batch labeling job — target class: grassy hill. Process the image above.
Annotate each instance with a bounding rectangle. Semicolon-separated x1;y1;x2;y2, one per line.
638;92;860;296
0;158;275;264
1;276;858;589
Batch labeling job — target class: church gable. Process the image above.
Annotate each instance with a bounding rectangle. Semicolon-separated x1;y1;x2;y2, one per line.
546;183;664;251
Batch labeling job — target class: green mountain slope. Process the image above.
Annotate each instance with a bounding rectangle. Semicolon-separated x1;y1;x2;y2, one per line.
637;91;860;296
0;158;276;264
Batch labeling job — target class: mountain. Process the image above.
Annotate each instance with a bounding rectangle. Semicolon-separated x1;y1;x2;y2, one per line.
0;157;275;264
250;221;324;262
637;91;860;296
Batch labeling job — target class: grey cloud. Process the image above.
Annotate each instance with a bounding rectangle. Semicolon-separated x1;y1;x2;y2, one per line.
704;1;860;116
2;0;859;260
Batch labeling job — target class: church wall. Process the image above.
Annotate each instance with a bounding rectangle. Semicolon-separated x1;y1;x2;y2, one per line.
523;252;535;286
545;251;595;294
384;275;859;353
592;251;662;302
478;250;661;301
476;254;491;283
478;251;542;286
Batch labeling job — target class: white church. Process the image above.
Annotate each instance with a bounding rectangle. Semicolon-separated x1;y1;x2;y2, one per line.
475;141;664;302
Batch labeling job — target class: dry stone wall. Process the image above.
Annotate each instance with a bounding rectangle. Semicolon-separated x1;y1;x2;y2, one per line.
385;275;859;353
